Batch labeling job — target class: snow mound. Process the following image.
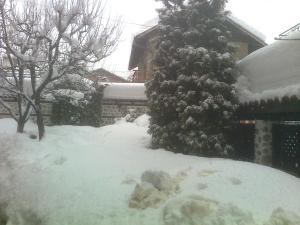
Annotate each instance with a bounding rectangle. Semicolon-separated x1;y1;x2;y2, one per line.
141;171;178;193
134;114;150;128
129;182;168;209
129;171;181;209
265;208;300;225
163;195;255;225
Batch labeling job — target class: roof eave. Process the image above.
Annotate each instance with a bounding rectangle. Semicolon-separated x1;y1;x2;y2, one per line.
128;25;159;70
225;17;267;47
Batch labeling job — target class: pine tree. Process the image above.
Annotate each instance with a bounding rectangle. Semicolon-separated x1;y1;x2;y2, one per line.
146;0;238;157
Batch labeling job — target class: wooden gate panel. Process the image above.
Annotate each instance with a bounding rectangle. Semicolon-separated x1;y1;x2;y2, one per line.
273;124;300;177
231;124;255;162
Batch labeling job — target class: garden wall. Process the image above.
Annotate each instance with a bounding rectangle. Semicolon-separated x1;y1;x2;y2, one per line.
0;97;53;124
0;83;148;126
101;83;148;125
102;99;148;125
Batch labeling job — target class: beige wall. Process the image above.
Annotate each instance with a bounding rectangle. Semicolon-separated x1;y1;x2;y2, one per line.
232;42;249;60
136;38;251;82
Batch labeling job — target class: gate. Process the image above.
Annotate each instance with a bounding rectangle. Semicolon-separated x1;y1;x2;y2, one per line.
273;123;300;177
230;123;255;162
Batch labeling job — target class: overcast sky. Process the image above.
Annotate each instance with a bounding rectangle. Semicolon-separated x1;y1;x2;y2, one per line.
100;0;300;78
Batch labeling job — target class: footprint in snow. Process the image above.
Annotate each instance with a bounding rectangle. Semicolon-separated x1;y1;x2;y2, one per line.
121;176;137;185
197;183;208;190
54;156;67;166
228;177;242;185
198;169;218;177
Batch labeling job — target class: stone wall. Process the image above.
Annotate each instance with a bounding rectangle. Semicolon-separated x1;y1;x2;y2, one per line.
254;120;273;166
0;97;148;126
0;98;53;125
101;99;148;125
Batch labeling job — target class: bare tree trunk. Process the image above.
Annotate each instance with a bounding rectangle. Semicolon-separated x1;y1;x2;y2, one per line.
36;110;45;140
35;97;45;140
17;119;25;133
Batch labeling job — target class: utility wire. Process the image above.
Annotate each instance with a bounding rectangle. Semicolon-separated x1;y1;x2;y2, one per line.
122;21;154;28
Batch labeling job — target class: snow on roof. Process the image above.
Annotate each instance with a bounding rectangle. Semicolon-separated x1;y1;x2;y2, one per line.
129;14;266;70
102;83;147;100
135;18;159;35
237;31;300;102
136;14;266;44
226;14;266;45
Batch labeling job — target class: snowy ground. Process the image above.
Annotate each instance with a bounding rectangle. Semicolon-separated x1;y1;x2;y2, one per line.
0;115;300;225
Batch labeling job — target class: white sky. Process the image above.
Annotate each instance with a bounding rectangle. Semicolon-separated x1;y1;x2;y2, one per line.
100;0;300;78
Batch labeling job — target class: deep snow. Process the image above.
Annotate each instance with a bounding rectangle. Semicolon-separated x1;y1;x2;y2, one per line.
237;31;300;102
0;116;300;225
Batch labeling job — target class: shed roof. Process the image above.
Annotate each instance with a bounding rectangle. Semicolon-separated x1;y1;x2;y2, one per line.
237;31;300;102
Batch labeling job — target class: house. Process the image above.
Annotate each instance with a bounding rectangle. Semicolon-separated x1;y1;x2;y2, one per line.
85;68;127;83
128;15;267;83
235;28;300;177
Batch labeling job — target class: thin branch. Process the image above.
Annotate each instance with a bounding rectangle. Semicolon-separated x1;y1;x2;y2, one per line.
0;97;18;121
0;85;37;112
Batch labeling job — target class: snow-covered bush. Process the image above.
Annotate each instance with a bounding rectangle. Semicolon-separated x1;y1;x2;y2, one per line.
125;109;139;122
146;0;238;157
49;74;94;93
50;78;104;127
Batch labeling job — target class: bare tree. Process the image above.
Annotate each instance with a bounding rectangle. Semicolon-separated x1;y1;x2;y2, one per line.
0;0;122;140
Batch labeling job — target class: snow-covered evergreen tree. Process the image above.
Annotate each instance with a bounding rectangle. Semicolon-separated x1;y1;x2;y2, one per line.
146;0;238;157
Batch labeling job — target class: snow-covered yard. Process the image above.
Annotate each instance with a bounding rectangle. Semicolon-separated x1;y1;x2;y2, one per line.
0;115;300;225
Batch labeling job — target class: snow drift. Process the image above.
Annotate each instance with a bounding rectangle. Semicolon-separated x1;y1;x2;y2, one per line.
0;116;300;225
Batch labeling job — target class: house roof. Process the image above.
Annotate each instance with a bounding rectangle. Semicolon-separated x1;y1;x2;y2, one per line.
85;68;127;83
237;31;300;102
128;25;158;70
128;15;267;70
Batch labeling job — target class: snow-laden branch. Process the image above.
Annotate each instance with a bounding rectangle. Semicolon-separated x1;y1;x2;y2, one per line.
0;0;122;139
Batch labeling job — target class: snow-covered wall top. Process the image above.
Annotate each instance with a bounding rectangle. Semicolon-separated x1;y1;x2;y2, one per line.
102;83;147;100
237;31;300;102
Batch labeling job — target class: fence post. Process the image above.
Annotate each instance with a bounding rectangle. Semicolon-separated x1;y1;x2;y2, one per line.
254;120;273;166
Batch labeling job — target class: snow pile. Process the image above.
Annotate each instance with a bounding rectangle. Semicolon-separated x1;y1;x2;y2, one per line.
163;196;255;225
134;114;150;127
266;208;300;225
129;170;182;209
102;82;147;100
237;31;300;102
0;116;300;225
